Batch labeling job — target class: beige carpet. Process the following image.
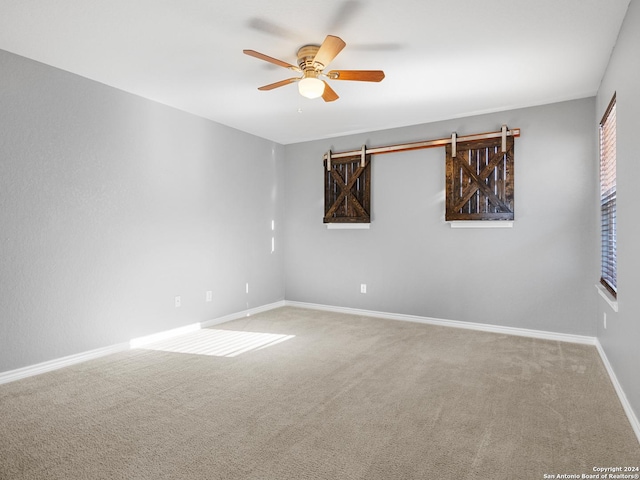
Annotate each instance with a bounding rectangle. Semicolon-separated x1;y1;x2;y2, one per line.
1;307;638;479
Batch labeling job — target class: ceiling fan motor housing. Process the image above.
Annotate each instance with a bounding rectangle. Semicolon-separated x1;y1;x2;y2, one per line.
297;45;322;71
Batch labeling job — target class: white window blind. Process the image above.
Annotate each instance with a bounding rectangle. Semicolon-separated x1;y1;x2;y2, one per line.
599;95;617;298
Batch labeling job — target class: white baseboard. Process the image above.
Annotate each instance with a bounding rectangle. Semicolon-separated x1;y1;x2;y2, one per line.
0;342;130;385
0;300;286;386
284;301;596;345
594;339;640;444
201;300;286;328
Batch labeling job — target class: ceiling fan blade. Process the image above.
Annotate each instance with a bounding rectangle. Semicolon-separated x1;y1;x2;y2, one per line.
258;78;299;91
327;70;385;82
313;35;346;69
243;50;301;71
247;18;301;41
325;1;362;33
322;81;339;102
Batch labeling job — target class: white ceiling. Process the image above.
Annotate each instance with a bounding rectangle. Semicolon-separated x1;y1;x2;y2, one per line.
0;0;630;144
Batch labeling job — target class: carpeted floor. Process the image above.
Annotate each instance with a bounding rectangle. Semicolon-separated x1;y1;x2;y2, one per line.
1;307;638;479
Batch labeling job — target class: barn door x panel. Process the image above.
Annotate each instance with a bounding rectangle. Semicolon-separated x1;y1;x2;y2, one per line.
324;154;371;223
445;136;514;221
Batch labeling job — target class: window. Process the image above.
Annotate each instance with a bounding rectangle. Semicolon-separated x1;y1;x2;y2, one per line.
599;94;617;298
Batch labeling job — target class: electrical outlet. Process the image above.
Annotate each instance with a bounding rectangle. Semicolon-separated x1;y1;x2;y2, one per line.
206;291;213;302
604;312;607;329
175;296;181;308
360;284;367;294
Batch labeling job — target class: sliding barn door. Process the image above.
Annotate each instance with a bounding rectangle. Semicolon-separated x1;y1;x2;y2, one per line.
324;154;371;223
445;137;514;221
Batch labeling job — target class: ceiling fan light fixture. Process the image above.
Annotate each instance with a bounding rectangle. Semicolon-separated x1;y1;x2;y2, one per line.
298;76;325;99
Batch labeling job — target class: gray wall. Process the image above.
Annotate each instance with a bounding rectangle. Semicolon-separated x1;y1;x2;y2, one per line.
0;49;285;372
284;98;598;336
596;0;640;425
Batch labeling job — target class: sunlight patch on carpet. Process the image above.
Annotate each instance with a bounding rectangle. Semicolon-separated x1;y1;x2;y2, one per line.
137;329;295;357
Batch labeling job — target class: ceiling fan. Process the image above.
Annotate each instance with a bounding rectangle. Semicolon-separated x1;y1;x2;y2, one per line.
243;35;385;102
